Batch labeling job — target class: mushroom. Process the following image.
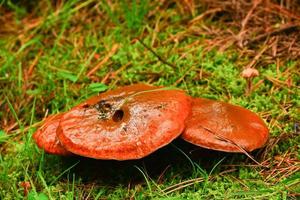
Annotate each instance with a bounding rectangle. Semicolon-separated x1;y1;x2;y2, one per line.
33;113;71;156
241;68;259;78
33;84;269;160
77;84;158;107
32;84;156;156
241;68;259;95
181;98;269;152
56;84;191;160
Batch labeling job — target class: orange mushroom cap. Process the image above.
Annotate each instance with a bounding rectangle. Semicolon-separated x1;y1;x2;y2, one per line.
77;84;158;107
182;98;269;152
241;68;259;78
33;113;72;156
57;84;192;160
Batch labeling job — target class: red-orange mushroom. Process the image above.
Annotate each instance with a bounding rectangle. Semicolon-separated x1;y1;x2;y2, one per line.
77;84;158;107
182;98;269;152
33;113;71;156
57;84;191;160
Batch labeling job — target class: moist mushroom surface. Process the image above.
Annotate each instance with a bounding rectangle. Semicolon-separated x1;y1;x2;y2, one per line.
57;84;192;160
181;98;269;152
33;113;71;156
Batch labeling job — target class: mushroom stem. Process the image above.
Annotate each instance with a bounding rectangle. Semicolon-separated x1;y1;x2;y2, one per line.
245;78;252;96
241;68;259;96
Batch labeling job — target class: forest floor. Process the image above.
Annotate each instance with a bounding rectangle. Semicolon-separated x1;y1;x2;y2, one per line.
0;0;299;199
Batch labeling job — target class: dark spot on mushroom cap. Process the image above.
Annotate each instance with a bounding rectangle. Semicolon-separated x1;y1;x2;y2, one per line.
112;109;124;122
82;103;89;108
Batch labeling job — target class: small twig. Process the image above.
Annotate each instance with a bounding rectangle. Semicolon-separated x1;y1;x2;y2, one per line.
151;16;161;47
219;168;237;176
249;23;300;44
4;122;19;133
22;50;43;91
100;68;112;84
189;8;222;25
265;76;297;90
200;125;267;168
157;165;171;184
265;2;300;21
245;44;269;69
10;121;42;134
228;175;250;189
271;36;278;57
138;39;177;69
241;0;262;31
111;62;131;78
251;79;264;92
100;62;131;84
162;177;205;194
172;66;195;86
28;50;43;77
236;0;262;47
87;44;119;77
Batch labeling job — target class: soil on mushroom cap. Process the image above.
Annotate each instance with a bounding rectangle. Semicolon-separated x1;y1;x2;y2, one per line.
57;85;192;160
